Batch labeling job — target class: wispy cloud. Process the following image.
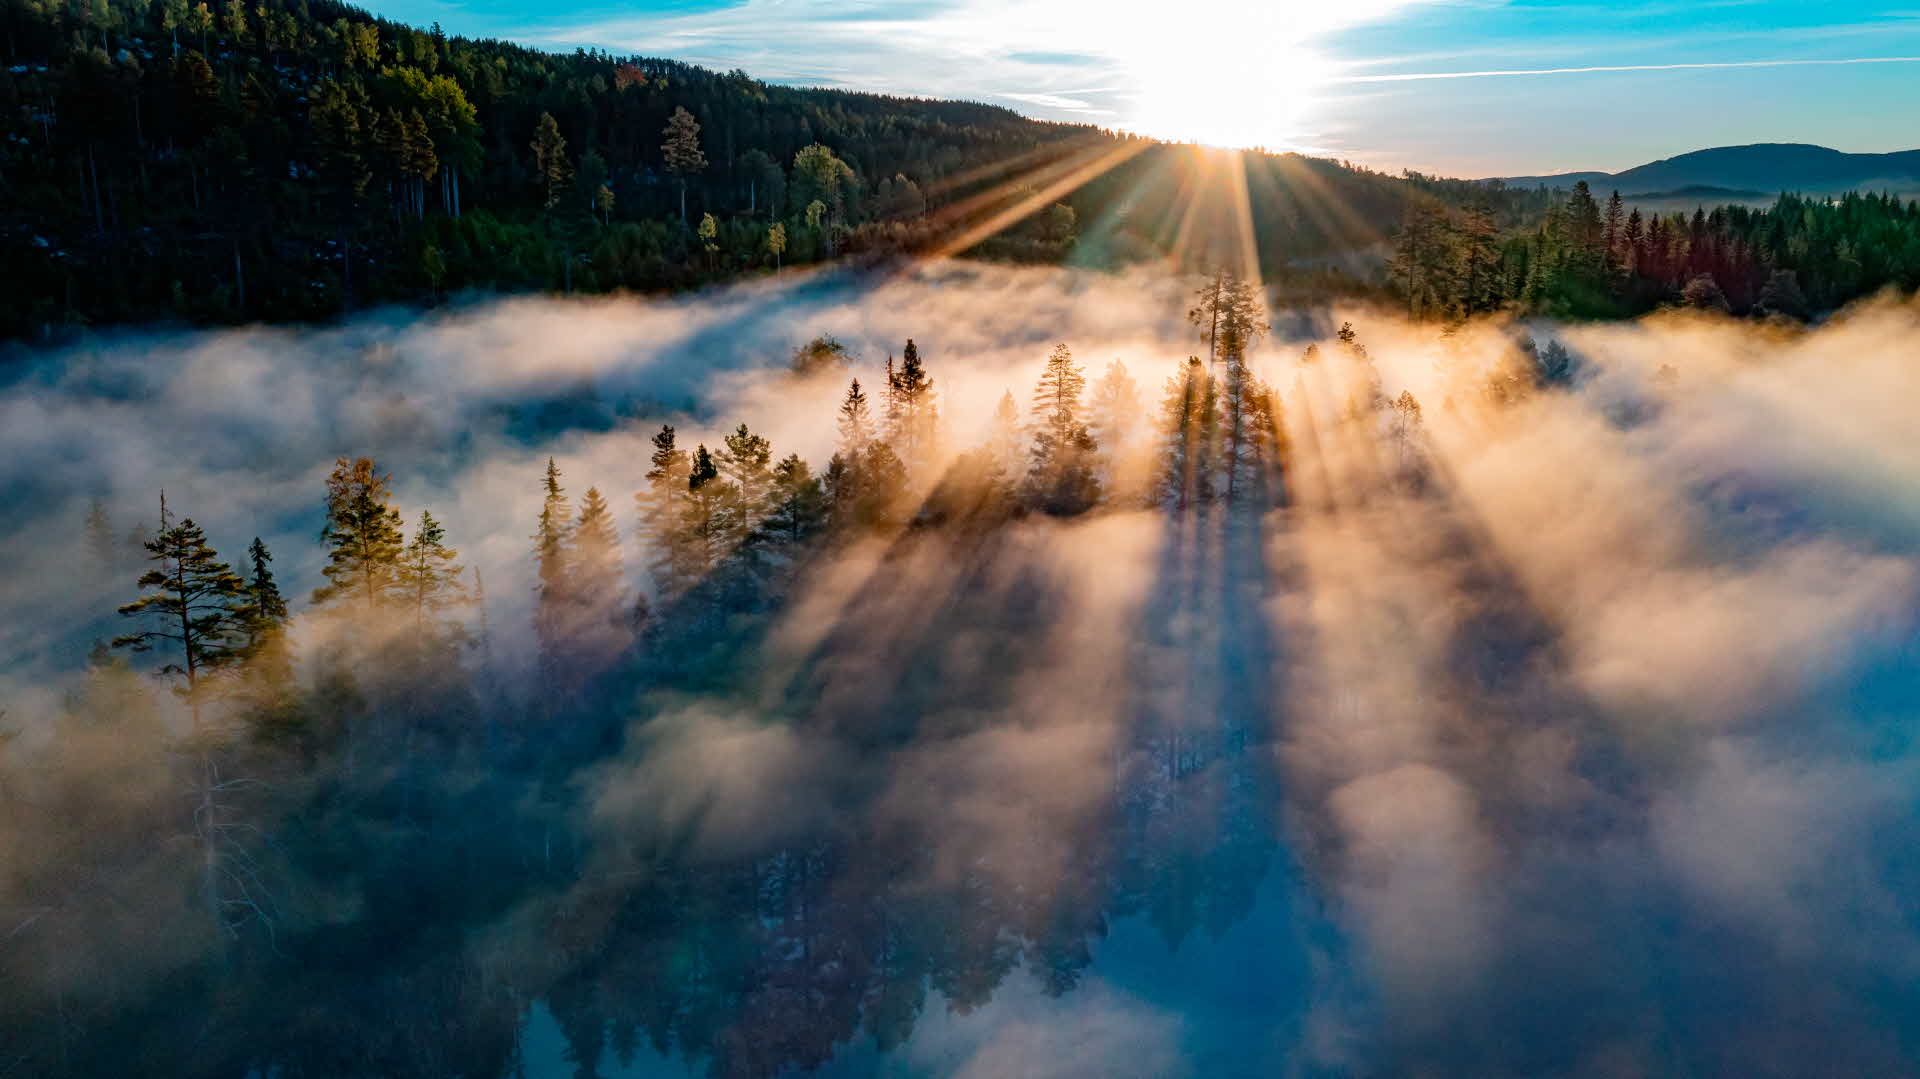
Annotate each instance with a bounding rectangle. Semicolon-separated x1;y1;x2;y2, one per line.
1335;55;1920;84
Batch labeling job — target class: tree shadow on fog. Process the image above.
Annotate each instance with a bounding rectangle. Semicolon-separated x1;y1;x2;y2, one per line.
1267;333;1920;1077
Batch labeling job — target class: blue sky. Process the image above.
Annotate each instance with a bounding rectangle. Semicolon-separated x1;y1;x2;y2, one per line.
363;0;1920;176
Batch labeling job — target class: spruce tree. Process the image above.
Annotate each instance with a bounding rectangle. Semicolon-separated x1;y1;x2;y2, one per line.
837;378;873;458
1027;344;1100;515
568;486;630;665
398;510;467;636
114;516;249;731
892;339;937;468
533;457;574;663
987;390;1024;480
1603;190;1627;270
313;457;405;611
1158;357;1219;510
236;536;298;732
719;423;774;543
684;445;732;576
638;426;692;599
1089;361;1142;455
239;536;290;665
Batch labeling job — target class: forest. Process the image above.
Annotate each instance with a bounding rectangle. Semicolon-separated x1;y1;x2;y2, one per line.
1;0;1491;337
27;0;1878;340
6;0;1920;1072
8;256;1920;1074
1389;180;1920;319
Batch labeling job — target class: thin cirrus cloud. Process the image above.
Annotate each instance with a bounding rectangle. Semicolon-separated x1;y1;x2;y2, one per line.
1333;55;1920;83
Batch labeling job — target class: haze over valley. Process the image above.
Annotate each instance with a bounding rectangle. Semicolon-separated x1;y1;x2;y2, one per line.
4;1;1920;1076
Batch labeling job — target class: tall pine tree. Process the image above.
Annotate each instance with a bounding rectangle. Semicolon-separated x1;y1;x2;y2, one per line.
115;516;249;731
313;457;405;611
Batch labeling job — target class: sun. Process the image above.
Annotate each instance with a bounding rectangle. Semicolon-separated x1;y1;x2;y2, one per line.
1082;0;1411;151
1122;46;1332;152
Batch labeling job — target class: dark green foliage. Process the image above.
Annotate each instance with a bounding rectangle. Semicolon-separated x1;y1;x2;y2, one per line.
1389;184;1920;320
398;510;467;636
114;514;249;727
0;0;1111;335
0;0;1599;337
533;456;574;668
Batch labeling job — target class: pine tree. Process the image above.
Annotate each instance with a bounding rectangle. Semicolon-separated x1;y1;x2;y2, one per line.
1089;361;1141;450
881;353;903;444
892;339;937;470
567;486;630;667
987;390;1024;480
235;536;297;730
1158;357;1218;510
114;516;249;731
1028;343;1100;515
1603;190;1627;270
1387;207;1459;319
398;510;467;636
1389;390;1426;480
661;106;707;223
1089;362;1143;499
1189;267;1228;364
1457;205;1504;314
837;378;873;458
1031;343;1088;452
764;455;828;546
684;444;732;575
638;425;693;599
240;536;289;655
1189;269;1269;357
533;457;574;663
718;423;774;543
313;456;405;610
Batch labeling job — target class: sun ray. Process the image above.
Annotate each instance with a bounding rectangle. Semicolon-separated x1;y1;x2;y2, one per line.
924;139;1152;260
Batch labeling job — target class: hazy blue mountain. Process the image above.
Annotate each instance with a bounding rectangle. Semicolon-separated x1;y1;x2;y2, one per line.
1495;143;1920;194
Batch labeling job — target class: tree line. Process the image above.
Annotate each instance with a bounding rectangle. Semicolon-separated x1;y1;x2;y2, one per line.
0;0;1568;339
82;271;1333;749
1389;181;1920;320
0;0;1101;336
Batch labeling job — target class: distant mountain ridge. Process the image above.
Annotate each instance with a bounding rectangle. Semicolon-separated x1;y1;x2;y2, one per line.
1492;143;1920;195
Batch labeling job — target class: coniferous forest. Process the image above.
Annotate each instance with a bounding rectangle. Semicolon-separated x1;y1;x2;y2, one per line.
6;0;1920;1075
9;0;1916;340
0;0;1451;336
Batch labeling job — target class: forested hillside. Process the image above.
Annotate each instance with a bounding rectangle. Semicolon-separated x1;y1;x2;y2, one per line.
0;0;1497;338
1388;182;1920;319
0;0;1101;333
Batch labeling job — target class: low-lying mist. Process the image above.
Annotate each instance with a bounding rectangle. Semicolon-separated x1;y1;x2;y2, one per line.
4;261;1920;1077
